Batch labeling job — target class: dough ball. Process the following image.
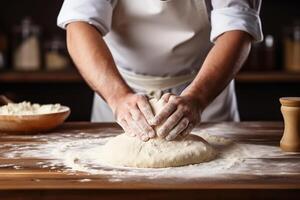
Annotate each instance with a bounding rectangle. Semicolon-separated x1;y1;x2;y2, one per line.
149;98;165;132
99;98;216;168
100;133;216;168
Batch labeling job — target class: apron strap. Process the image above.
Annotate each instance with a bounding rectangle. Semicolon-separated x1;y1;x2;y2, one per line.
118;67;196;98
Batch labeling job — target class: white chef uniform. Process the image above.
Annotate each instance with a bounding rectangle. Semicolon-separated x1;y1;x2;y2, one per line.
57;0;263;122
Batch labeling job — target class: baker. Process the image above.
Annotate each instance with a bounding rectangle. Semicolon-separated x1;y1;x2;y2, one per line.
57;0;263;142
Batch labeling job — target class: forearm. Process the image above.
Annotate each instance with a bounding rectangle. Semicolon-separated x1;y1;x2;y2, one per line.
182;30;251;109
66;22;132;109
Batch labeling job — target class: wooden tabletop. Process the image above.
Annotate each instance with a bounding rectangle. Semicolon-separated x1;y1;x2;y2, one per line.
0;121;300;197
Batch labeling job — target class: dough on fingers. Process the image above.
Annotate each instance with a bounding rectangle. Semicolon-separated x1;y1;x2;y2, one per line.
100;98;216;168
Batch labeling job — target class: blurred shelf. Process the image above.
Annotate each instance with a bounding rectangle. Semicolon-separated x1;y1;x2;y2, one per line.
1;70;300;84
236;71;300;83
0;71;84;83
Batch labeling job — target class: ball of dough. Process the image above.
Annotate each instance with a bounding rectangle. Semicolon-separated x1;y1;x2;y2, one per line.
99;98;216;168
149;98;165;132
100;133;216;168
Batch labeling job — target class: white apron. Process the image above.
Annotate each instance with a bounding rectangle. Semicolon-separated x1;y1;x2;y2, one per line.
92;0;240;122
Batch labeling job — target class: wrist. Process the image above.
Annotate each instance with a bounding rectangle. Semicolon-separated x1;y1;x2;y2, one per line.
181;89;207;112
105;87;134;113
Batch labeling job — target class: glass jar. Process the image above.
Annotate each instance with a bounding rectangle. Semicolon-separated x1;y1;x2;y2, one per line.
283;21;300;72
0;30;7;70
44;36;70;71
263;35;276;70
12;17;41;71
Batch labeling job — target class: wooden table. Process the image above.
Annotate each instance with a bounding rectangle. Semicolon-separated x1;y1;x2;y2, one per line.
0;122;299;200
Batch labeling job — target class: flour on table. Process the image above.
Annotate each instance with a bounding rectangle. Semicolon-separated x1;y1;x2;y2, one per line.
0;101;63;115
1;126;299;181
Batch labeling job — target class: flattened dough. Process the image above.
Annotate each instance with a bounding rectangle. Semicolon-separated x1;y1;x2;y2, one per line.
100;133;216;168
100;98;216;168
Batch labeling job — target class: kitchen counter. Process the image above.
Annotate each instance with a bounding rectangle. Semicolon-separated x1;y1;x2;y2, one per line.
0;122;299;200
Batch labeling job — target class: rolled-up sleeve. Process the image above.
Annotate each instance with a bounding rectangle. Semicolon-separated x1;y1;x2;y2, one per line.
210;0;263;43
57;0;117;36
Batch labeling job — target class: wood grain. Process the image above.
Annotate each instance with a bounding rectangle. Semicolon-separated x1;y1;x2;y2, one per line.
0;122;299;199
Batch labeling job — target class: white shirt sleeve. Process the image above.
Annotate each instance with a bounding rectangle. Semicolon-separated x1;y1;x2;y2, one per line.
210;0;263;43
57;0;117;36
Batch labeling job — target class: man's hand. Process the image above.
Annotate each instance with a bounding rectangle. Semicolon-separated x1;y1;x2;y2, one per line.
152;93;202;141
112;93;155;141
150;31;251;141
67;22;154;141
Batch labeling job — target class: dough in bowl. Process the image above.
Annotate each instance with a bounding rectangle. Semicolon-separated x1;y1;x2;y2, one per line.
100;98;216;168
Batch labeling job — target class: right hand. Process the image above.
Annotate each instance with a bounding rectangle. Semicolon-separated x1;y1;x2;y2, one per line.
111;93;156;141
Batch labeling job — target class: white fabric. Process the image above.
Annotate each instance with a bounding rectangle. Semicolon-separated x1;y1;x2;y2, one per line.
57;0;115;36
57;0;261;122
91;80;240;122
57;0;263;43
104;0;212;76
210;7;263;42
209;0;263;42
118;67;196;93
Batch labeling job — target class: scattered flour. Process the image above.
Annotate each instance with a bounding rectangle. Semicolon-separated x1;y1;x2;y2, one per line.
1;128;299;182
0;101;63;115
79;179;92;182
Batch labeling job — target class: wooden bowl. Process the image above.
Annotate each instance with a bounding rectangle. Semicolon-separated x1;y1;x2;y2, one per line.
0;106;70;133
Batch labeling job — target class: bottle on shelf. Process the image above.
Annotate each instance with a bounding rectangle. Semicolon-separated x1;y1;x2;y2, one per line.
44;36;70;71
264;35;276;70
12;17;41;71
284;20;300;72
0;29;8;71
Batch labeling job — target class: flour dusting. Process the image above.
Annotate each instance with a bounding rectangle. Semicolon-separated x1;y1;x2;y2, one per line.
0;126;299;182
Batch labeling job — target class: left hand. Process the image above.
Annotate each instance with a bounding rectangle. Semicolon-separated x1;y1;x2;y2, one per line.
152;93;203;141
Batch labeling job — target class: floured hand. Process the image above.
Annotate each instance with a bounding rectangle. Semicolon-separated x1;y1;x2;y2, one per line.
152;93;202;141
112;93;155;141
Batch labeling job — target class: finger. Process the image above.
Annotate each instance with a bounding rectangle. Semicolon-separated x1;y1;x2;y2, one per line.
137;97;155;125
157;107;184;138
152;102;177;126
130;106;155;138
161;93;172;103
181;123;194;138
168;94;177;102
165;117;189;141
127;119;149;141
118;119;136;137
137;117;156;139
